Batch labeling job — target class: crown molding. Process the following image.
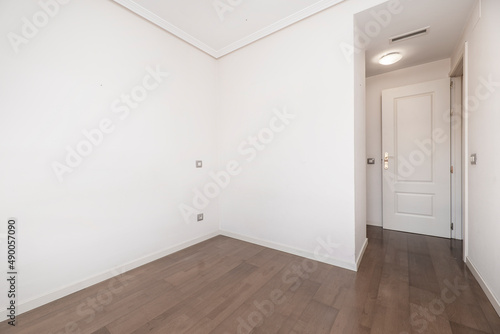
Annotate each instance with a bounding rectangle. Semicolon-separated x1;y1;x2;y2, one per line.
112;0;219;57
112;0;345;59
215;0;345;58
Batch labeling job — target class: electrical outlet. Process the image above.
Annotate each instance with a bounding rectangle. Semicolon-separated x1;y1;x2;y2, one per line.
197;213;204;222
470;154;477;165
196;160;203;168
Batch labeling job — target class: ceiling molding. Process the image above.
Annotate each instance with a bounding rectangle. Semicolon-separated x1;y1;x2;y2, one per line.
112;0;346;59
112;0;219;57
215;0;346;58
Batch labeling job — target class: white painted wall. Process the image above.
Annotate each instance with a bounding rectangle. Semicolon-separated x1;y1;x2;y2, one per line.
365;59;451;226
217;0;385;270
453;0;500;315
0;0;219;315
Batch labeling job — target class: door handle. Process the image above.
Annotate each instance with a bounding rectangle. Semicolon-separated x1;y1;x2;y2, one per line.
384;152;390;170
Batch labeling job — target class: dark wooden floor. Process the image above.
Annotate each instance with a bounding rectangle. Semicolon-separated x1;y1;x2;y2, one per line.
2;227;500;334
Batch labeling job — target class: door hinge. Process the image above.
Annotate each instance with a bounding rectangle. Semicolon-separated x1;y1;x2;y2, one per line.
450;166;454;174
451;222;454;230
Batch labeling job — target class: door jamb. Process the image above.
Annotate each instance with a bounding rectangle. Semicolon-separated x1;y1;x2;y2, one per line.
450;43;468;262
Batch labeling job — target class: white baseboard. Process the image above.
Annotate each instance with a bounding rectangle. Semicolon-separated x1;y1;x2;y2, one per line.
1;231;219;319
466;257;500;317
356;238;368;270
220;229;357;271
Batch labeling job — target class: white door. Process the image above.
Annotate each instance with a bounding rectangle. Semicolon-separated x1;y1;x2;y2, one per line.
382;78;451;238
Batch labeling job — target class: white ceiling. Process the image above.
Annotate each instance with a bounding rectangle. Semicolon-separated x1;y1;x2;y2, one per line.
356;0;477;77
112;0;477;74
112;0;345;58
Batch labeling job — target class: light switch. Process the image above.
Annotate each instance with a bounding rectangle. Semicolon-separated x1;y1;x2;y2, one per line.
196;160;203;168
367;158;375;165
470;154;477;165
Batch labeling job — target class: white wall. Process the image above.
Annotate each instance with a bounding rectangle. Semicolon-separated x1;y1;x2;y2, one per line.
454;0;500;315
365;59;451;226
0;0;219;315
217;0;385;270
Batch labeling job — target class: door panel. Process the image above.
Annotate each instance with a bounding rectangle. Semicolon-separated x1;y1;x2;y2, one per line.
396;95;433;182
382;79;451;238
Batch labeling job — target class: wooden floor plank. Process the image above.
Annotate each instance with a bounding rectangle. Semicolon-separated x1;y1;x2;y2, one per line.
289;300;338;334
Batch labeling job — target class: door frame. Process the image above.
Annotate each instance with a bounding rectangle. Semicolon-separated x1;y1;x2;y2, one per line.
377;66;467;245
450;76;463;241
450;43;468;262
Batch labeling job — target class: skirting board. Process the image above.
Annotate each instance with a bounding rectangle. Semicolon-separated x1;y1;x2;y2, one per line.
366;221;382;227
0;231;219;319
356;238;369;270
220;230;358;272
466;257;500;317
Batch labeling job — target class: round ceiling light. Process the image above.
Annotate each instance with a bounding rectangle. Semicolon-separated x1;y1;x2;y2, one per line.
379;52;403;65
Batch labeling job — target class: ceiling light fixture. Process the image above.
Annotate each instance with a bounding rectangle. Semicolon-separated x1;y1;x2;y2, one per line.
379;52;403;65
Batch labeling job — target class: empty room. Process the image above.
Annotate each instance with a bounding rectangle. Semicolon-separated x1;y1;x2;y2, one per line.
1;0;499;333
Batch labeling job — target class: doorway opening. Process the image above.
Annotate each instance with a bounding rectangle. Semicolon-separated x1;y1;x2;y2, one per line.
354;0;474;245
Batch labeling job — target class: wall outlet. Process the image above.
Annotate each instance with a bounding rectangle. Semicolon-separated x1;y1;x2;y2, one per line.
470;154;477;165
196;160;203;168
197;213;204;221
